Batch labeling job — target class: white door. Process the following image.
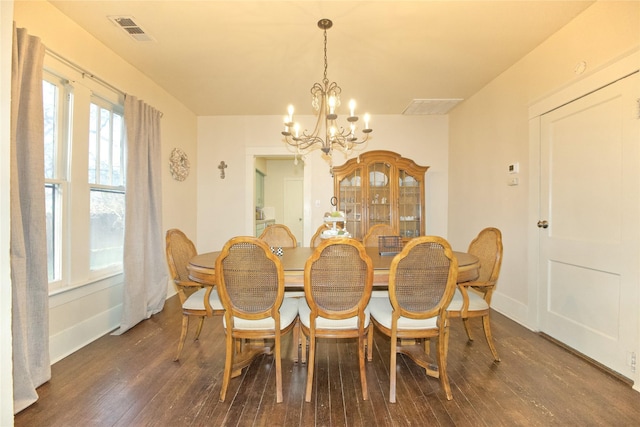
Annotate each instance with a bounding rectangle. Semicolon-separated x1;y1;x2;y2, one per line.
538;73;639;379
283;178;304;246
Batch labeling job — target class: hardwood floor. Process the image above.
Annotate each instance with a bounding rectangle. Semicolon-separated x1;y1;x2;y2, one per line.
15;295;640;426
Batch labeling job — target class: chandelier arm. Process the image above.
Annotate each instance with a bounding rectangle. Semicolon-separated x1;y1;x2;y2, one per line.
284;136;322;151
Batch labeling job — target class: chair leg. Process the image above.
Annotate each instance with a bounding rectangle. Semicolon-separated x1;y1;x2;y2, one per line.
482;314;501;362
292;319;300;363
193;316;206;341
275;330;283;403
366;325;373;362
389;331;397;403
304;332;316;402
300;332;307;364
358;333;369;400
437;321;453;401
174;314;189;361
219;330;235;402
462;317;474;341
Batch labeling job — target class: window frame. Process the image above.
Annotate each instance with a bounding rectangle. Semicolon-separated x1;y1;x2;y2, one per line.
43;71;71;289
43;55;126;295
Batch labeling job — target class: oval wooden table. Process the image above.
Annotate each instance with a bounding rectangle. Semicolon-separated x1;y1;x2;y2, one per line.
188;246;479;289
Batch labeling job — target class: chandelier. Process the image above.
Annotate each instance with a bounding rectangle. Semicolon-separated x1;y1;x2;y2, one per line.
282;19;372;168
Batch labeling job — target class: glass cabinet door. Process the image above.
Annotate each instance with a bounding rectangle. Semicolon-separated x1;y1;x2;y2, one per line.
367;162;391;229
398;169;422;238
338;170;363;240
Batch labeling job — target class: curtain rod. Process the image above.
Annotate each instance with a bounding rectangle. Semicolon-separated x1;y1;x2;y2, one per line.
44;47;164;117
45;47;126;98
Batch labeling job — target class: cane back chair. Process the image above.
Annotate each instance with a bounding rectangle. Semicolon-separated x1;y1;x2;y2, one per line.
165;229;224;361
362;224;398;247
368;236;458;402
259;223;298;248
215;236;299;403
448;227;503;361
298;238;373;402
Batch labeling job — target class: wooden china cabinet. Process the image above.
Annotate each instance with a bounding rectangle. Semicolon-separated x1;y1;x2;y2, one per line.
332;150;429;241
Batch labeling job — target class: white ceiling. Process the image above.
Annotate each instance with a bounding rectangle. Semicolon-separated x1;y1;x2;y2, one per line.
48;0;595;116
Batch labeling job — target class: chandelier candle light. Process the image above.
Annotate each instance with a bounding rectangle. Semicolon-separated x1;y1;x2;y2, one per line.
282;19;372;169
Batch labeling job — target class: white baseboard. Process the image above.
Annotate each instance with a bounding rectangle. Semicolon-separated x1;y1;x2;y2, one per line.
49;304;122;364
490;291;536;332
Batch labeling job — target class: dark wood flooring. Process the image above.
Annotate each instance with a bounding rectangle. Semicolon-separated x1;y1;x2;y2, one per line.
15;295;640;426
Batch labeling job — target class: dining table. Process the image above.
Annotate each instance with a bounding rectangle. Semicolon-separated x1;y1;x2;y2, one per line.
187;246;480;289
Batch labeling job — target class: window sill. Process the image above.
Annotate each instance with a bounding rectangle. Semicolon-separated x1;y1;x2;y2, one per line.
49;271;124;305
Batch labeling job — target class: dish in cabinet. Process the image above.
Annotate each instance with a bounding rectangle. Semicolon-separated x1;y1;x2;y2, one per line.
369;171;388;187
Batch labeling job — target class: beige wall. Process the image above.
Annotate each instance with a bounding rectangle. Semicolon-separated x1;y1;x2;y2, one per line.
448;1;639;331
197;114;449;252
12;1;198;363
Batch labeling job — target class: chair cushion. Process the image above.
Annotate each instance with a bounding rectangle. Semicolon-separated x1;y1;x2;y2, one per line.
368;297;438;330
223;297;299;330
284;291;305;298
298;298;370;330
371;290;389;299
447;288;489;312
183;287;224;311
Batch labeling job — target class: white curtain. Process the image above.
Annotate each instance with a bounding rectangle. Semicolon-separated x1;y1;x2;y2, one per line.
10;25;50;413
114;95;167;334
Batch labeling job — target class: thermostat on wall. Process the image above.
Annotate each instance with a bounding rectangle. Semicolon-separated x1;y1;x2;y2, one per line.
508;162;519;174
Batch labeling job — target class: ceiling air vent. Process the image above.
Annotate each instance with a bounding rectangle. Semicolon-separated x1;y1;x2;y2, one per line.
402;99;463;115
108;15;156;42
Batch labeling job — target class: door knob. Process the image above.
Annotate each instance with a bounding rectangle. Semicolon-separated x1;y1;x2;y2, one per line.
537;220;549;229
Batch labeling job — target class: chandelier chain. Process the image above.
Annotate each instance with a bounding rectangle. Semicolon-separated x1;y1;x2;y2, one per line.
323;28;329;85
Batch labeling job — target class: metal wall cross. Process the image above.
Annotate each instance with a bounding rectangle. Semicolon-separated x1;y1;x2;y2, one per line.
218;161;228;179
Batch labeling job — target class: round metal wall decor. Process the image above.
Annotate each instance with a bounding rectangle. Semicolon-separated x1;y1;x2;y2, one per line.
169;148;190;181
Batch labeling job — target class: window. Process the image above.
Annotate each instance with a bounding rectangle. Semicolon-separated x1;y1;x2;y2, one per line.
43;60;125;293
43;74;70;285
88;100;125;271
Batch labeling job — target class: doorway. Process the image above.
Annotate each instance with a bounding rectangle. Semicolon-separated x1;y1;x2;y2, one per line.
255;156;304;245
537;72;639;380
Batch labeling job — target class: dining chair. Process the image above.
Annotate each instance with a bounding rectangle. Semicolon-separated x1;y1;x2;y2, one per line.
310;224;328;248
362;223;398;247
259;223;298;248
447;227;503;361
165;228;224;361
309;221;345;248
298;238;374;402
215;236;299;403
368;236;458;402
